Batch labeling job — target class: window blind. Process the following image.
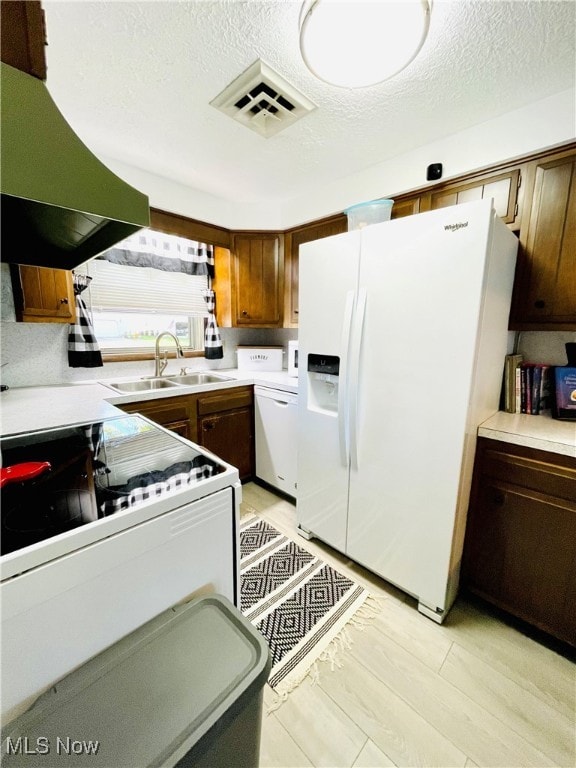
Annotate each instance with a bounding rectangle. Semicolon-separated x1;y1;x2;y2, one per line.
84;259;209;315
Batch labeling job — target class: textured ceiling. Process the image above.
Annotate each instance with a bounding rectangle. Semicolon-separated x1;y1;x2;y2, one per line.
42;0;575;206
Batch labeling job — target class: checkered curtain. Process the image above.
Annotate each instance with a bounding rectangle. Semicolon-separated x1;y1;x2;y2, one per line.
99;231;215;277
202;289;223;359
68;274;103;368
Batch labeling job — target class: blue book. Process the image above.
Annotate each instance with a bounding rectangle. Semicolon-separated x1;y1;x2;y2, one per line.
552;366;576;420
531;365;542;415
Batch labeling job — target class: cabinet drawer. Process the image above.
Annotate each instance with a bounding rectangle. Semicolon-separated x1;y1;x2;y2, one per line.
197;387;253;416
121;396;194;427
479;442;576;502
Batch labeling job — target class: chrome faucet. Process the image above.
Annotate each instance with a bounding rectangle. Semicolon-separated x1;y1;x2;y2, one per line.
154;331;184;377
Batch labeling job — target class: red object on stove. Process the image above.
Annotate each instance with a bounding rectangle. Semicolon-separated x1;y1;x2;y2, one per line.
0;461;52;488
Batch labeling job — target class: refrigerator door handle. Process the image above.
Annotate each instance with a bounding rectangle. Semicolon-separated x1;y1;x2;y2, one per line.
338;290;356;467
349;287;367;470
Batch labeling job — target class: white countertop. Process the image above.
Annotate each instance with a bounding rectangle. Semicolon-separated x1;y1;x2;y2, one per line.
0;383;123;437
478;410;576;458
0;369;298;437
2;372;573;459
244;371;299;392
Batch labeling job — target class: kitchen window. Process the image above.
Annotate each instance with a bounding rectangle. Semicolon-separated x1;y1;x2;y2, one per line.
77;229;213;357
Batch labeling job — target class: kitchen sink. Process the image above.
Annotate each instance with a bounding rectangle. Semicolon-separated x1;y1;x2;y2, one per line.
165;373;234;385
107;378;180;393
104;373;234;393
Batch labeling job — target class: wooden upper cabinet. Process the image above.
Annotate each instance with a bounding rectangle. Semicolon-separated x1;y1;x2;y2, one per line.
11;265;76;323
390;196;421;220
0;0;47;80
150;208;230;249
429;168;521;227
230;233;283;327
284;214;347;327
510;149;576;329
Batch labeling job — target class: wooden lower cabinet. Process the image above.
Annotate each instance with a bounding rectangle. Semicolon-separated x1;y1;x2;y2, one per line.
197;387;254;481
118;386;254;482
462;438;576;647
119;395;197;443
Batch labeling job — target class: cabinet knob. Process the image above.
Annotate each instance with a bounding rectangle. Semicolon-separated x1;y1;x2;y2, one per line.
492;491;506;506
534;300;546;309
241;310;249;317
60;298;69;305
203;420;215;431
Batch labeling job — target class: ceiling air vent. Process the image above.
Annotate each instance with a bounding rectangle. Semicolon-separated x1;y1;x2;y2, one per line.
210;60;316;138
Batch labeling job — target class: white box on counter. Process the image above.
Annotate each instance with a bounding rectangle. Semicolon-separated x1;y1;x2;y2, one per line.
236;346;284;371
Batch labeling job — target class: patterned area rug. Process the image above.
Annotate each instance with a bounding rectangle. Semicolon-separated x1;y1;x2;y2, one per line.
240;514;376;702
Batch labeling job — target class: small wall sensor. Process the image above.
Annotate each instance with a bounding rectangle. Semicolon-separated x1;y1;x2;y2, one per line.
426;163;443;181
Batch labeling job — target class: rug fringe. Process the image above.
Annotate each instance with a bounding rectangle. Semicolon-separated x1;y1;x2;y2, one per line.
265;593;382;714
314;594;381;674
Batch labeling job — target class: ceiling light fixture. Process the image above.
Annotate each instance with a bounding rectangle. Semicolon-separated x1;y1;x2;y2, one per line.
299;0;432;88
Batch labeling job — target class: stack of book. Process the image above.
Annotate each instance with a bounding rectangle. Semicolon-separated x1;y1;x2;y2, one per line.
503;355;552;414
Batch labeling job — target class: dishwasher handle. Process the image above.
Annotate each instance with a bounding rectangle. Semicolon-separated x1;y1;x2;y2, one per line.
254;386;298;408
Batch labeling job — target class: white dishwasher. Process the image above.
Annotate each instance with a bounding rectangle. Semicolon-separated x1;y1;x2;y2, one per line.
254;386;298;499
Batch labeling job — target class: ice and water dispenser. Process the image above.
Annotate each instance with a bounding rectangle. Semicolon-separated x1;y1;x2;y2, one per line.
306;354;340;413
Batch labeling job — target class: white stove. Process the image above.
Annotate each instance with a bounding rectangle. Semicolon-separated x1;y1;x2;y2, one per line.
1;415;241;723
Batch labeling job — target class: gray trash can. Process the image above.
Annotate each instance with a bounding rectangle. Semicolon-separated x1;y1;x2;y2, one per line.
1;595;271;768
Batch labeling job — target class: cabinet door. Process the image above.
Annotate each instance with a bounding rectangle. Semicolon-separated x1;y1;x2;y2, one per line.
200;409;253;481
510;151;576;329
284;215;347;326
466;478;576;645
232;233;283;327
390;196;422;219
0;0;46;80
197;387;254;480
13;266;76;322
463;440;576;647
429;168;521;226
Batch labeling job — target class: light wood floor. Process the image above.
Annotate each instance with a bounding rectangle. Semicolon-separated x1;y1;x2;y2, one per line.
240;483;576;768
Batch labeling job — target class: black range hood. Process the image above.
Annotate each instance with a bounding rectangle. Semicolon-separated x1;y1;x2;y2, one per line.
1;63;150;270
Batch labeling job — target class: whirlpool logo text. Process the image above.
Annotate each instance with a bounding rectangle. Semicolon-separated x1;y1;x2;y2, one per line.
444;221;469;232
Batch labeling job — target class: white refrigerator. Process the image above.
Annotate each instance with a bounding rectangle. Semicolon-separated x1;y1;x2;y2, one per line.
296;200;518;623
